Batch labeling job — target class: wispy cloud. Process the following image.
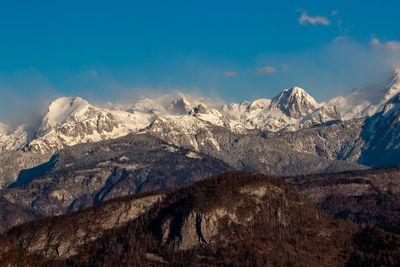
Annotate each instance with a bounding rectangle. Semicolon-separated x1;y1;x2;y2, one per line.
299;11;330;26
224;66;277;77
333;35;349;41
88;69;97;77
224;71;237;77
257;66;277;74
370;38;400;51
282;64;289;72
331;10;338;16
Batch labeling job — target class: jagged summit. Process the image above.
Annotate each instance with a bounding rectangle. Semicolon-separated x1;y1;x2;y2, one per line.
168;93;193;114
270;86;319;118
189;103;210;115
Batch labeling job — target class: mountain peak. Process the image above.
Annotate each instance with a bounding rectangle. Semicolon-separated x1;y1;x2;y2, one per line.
45;97;92;128
271;87;318;118
168;94;192;114
289;86;307;94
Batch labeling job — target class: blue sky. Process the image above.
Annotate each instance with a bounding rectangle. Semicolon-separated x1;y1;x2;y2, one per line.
1;0;400;124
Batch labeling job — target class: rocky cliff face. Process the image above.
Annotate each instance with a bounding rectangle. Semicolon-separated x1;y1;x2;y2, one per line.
4;192;164;259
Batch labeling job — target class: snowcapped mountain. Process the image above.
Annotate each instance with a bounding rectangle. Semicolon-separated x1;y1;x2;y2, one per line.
24;93;232;153
270;86;319;118
26;97;154;153
1;69;400;154
328;69;400;120
222;86;327;131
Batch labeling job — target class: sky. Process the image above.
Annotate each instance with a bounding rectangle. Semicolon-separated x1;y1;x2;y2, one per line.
1;0;400;124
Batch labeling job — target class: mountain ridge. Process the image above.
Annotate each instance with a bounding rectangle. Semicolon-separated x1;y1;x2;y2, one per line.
1;69;400;154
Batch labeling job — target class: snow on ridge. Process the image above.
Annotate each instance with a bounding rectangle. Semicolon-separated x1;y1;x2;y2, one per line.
4;69;400;153
0;124;28;152
327;69;400;120
221;86;322;131
45;97;92;128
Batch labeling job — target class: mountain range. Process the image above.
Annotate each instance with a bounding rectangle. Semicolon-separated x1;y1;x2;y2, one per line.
1;69;399;155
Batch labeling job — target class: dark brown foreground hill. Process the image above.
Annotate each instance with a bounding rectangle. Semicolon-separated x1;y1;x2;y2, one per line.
0;171;400;266
285;166;400;228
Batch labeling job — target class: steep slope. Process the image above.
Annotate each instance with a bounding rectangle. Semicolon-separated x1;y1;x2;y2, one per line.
328;68;400;119
1;172;358;266
299;105;342;128
0;133;232;232
358;92;400;168
0;151;51;189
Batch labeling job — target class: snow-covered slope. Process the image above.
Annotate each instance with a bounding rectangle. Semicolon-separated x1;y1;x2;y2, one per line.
188;103;246;133
1;88;340;153
0;123;29;152
328;69;400;120
25;93;233;153
222;87;327;131
299;105;341;128
357;91;400;167
27;97;154;153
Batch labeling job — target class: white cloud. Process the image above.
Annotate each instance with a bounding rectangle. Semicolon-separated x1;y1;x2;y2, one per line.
224;71;237;77
257;66;277;74
370;38;400;51
282;64;289;72
331;10;338;16
299;11;330;26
